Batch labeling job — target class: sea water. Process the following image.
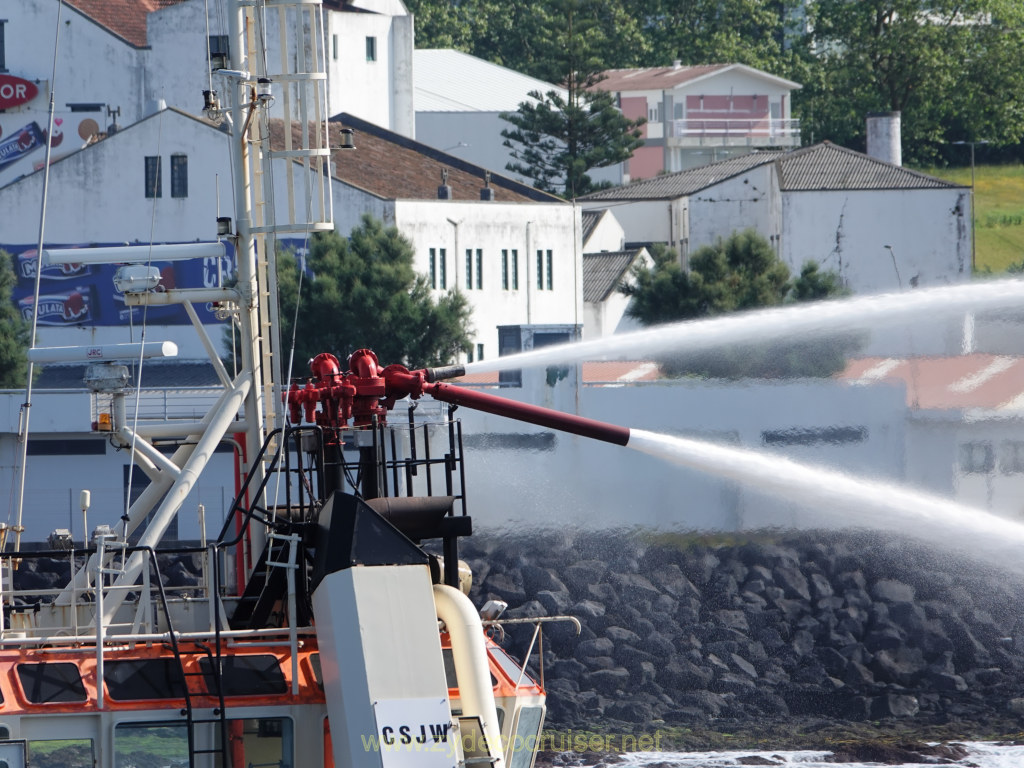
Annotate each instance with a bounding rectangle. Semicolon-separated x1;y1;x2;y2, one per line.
589;743;1024;767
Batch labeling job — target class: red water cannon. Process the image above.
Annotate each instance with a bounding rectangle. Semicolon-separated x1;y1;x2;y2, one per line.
285;350;631;447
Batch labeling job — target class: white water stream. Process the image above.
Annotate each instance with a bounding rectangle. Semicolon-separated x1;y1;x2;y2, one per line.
626;429;1024;565
464;279;1024;374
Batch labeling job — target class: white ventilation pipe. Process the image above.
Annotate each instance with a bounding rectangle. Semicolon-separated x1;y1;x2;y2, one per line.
433;584;505;768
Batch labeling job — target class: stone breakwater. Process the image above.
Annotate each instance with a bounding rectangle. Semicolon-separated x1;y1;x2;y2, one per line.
462;529;1024;730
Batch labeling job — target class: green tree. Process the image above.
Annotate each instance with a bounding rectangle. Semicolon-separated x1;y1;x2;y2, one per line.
275;216;473;373
0;251;30;388
500;0;645;198
619;232;856;378
798;0;1024;164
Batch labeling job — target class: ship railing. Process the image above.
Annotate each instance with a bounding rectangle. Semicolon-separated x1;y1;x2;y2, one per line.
483;615;581;690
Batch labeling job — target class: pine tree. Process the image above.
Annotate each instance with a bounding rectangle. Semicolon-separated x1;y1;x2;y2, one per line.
500;0;645;198
274;215;473;374
0;251;30;389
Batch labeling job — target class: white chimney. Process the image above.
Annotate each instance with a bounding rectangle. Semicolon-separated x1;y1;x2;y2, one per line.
866;111;901;166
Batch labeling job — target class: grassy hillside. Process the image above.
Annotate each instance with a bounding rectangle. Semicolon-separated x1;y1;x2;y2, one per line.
915;164;1024;274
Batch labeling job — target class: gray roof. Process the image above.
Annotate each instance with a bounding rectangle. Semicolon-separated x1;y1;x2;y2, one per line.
777;142;963;191
414;49;565;112
579;142;963;202
581;210;604;246
583;250;644;303
580;151;785;201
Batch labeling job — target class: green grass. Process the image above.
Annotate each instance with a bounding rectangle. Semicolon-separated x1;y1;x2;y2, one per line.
914;164;1024;273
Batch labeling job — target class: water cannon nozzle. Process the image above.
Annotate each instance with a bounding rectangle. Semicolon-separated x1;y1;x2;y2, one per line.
425;365;466;383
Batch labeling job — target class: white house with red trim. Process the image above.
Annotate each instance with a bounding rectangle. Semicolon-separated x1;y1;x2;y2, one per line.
595;63;801;182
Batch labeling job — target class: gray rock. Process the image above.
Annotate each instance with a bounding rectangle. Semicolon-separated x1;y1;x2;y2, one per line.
605;625;642;646
872;579;916;604
536;589;573;615
871;693;920;718
775;564;811;601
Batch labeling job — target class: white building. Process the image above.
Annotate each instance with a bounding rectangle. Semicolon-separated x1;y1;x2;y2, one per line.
0;0;414;189
595;63;802;181
325;113;582;362
579;142;972;296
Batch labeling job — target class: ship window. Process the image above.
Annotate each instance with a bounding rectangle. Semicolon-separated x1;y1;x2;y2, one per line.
114;723;187;766
17;662;87;703
442;648;497;690
28;738;92;767
0;725;9;738
199;654;287;696
488;647;537;687
508;706;545;768
216;718;293;765
310;653;323;689
105;658;186;700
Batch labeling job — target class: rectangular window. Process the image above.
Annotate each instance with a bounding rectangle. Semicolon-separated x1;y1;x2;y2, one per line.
511;249;518;290
439;247;447;289
144;156;162;198
960;441;994;474
467;347;473;363
366;36;377;62
476;249;483;289
466;248;473;289
1001;441;1024;474
545;249;553;290
429;248;437;289
208;34;230;70
170;154;188;198
477;343;484;361
332;33;338;61
536;249;543;290
502;249;509;290
0;20;7;73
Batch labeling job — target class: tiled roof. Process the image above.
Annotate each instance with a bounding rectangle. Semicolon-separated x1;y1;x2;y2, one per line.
293;114;563;203
67;0;186;47
581;210;604;246
583;250;643;303
456;361;662;386
595;63;800;92
580;151;784;201
579;143;963;202
838;355;1024;411
777;143;962;191
414;49;564;112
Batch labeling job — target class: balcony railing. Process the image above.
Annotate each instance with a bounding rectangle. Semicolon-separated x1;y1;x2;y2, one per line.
670;118;801;140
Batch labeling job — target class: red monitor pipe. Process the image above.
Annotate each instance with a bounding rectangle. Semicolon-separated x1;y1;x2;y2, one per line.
389;364;631;447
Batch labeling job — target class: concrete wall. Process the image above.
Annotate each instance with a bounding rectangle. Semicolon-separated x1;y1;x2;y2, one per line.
780;188;971;294
687;164;781;254
416;112;522;183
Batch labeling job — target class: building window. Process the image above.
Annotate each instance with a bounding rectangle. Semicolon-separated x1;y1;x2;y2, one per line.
1001;441;1024;474
208;34;230;70
439;247;447;289
502;249;509;290
0;20;7;73
429;248;437;289
960;441;994;474
144;156;162;198
475;249;483;289
465;248;473;289
467;347;473;363
536;249;543;290
170;154;188;198
366;36;377;62
477;343;484;361
512;249;518;289
546;249;553;290
332;34;338;61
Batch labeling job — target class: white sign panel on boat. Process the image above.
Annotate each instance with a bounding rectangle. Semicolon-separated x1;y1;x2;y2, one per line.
372;698;457;768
